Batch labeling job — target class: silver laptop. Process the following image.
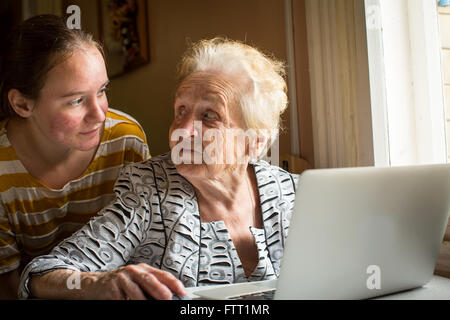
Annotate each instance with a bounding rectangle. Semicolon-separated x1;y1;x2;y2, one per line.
187;164;450;299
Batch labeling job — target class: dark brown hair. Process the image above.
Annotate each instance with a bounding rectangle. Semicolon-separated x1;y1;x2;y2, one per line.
0;14;103;119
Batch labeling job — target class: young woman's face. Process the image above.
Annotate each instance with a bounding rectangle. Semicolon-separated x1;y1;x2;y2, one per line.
29;46;109;152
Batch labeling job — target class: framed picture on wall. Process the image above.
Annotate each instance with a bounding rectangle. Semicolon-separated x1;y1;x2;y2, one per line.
98;0;149;78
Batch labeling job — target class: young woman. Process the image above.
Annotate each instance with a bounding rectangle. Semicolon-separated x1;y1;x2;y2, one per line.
0;14;150;299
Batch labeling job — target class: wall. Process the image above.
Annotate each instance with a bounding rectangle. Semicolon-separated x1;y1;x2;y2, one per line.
22;0;61;18
105;0;291;157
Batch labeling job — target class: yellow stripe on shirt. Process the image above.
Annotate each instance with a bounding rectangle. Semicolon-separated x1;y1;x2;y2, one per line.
4;180;116;215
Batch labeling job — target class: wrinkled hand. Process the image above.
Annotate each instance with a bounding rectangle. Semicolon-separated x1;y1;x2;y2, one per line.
85;263;186;300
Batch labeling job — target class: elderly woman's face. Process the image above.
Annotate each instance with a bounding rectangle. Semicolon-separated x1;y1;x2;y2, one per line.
169;70;250;179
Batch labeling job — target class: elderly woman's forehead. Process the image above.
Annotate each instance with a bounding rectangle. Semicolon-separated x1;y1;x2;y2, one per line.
176;71;239;96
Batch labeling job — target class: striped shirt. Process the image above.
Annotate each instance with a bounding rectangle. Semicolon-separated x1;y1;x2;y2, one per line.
0;108;150;274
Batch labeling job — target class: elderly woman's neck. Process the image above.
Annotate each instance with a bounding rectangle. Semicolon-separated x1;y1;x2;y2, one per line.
190;165;256;211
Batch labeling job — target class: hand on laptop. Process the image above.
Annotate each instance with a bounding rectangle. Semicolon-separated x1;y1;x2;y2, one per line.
30;263;186;300
86;263;187;300
29;263;187;300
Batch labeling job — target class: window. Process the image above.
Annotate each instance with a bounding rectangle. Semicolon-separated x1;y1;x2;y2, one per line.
366;0;447;166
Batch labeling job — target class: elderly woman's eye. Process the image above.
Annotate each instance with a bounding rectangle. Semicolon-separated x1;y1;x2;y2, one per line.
204;111;218;120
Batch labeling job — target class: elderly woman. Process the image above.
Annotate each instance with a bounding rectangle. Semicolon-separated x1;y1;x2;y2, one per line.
18;38;298;300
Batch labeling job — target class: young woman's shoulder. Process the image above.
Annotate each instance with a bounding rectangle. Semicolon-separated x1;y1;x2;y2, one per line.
104;108;147;143
103;108;150;160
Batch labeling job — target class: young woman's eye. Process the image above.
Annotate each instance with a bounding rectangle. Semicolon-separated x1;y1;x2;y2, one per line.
69;97;83;106
98;86;108;96
177;107;186;116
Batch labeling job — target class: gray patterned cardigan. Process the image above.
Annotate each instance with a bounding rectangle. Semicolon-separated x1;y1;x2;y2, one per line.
18;153;298;298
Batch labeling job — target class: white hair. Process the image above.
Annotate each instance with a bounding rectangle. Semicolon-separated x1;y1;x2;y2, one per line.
176;38;288;146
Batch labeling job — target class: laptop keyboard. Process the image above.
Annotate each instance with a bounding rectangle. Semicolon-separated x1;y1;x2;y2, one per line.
230;289;276;300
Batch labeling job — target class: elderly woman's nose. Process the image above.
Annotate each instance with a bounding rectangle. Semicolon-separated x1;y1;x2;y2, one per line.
179;117;201;137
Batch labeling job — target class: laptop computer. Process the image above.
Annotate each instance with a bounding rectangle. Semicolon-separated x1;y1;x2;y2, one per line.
185;163;450;299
